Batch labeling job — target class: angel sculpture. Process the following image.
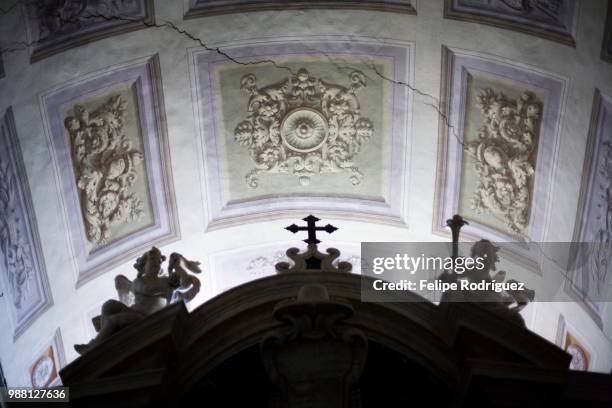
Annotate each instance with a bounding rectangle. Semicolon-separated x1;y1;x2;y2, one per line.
465;240;535;324
74;247;201;354
439;239;535;326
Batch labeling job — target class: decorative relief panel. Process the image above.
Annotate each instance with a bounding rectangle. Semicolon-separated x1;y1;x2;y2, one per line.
184;0;415;19
210;241;361;293
235;68;373;188
435;47;565;266
64;93;149;250
0;108;52;339
245;250;289;281
564;333;590;371
193;39;412;228
555;315;592;371
24;0;154;62
444;0;578;46
41;56;178;285
602;2;612;62
568;91;612;325
28;329;65;387
465;89;542;235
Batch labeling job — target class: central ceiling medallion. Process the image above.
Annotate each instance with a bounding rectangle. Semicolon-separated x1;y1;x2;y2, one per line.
234;68;373;187
280;107;329;153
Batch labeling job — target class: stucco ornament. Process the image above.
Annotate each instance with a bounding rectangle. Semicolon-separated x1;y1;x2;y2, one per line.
64;95;144;247
498;0;561;17
465;88;542;234
31;354;54;387
34;0;138;40
247;251;289;278
234;68;373;187
587;141;612;294
0;164;34;309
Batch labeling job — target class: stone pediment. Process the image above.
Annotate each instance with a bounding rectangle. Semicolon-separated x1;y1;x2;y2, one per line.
58;270;611;407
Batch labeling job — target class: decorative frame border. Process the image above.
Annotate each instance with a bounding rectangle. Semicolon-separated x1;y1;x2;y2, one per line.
191;36;413;230
566;89;612;327
443;0;578;47
433;46;566;270
27;328;66;387
23;0;155;63
184;0;416;19
0;108;53;339
602;1;612;63
41;55;179;286
555;314;596;371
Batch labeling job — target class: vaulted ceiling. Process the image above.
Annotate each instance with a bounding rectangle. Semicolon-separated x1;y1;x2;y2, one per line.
0;0;611;386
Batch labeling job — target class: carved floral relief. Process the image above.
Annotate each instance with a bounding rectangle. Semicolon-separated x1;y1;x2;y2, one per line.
196;41;410;226
234;68;374;188
63;92;149;249
465;88;542;234
436;48;565;268
42;56;177;283
0;108;52;337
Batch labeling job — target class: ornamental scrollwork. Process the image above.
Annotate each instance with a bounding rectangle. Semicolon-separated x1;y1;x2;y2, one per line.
498;0;563;22
234;68;373;187
588;140;612;294
465;88;542;235
33;0;138;40
0;162;34;310
64;95;145;247
246;251;289;278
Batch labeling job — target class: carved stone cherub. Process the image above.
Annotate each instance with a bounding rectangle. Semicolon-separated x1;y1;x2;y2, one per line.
74;247;201;354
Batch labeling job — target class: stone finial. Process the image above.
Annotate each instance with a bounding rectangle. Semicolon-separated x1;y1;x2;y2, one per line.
276;215;351;273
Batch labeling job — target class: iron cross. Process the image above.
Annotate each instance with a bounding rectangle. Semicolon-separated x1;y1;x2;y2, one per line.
285;215;338;245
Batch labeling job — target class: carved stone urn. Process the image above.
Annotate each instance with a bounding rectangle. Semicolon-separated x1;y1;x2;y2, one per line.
261;283;368;408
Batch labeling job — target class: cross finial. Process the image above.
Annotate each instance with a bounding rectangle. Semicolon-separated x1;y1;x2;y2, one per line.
285;215;338;245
